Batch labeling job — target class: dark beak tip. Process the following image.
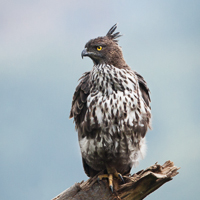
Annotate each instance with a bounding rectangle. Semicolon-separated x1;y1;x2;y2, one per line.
81;48;89;59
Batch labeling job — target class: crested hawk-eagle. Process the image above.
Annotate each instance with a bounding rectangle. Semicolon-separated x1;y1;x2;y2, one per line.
70;24;151;191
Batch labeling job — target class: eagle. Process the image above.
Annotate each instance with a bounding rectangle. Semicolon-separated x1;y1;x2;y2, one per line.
70;24;151;191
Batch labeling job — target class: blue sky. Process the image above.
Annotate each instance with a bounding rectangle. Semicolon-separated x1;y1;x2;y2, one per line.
0;1;200;199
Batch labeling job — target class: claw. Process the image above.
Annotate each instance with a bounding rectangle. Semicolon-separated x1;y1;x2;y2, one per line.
109;185;114;193
118;173;125;183
97;177;100;183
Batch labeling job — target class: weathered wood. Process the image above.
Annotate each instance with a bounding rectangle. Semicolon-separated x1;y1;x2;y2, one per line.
52;161;180;200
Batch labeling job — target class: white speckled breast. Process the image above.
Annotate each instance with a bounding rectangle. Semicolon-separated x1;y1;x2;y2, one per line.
79;64;151;172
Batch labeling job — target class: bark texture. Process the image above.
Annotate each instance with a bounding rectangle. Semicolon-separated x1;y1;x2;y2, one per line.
52;160;179;200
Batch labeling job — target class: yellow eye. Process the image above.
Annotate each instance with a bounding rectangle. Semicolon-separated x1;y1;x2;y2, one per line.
97;46;102;51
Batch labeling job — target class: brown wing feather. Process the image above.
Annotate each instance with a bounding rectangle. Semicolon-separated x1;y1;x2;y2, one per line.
135;72;151;108
70;72;101;176
132;71;151;138
69;72;90;125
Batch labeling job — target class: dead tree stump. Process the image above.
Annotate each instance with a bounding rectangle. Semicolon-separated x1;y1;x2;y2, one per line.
52;160;180;200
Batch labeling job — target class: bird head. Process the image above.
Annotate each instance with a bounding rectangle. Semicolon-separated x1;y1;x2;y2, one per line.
81;24;128;69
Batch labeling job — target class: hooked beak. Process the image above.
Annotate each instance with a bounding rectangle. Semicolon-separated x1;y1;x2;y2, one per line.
81;48;89;59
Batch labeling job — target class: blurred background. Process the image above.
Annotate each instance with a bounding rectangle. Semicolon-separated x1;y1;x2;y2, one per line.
0;0;200;199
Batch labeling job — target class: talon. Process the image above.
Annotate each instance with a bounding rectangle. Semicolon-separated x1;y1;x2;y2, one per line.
113;172;125;183
110;185;114;193
118;173;125;183
97;177;100;183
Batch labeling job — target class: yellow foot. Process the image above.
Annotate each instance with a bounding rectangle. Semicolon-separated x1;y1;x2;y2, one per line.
97;172;124;192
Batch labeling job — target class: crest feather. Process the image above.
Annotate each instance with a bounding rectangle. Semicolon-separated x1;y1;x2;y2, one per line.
106;24;122;42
